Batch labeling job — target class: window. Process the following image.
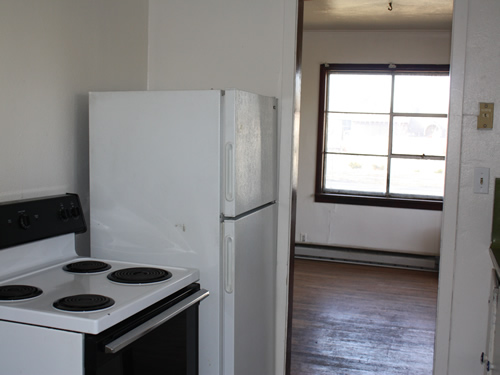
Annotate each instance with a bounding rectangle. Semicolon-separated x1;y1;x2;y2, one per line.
315;64;450;210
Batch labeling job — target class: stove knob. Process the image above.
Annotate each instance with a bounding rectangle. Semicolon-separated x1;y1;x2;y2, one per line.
18;213;31;229
70;206;81;219
59;208;70;222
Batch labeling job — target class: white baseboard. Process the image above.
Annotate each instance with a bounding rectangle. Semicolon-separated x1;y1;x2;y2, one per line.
295;244;439;271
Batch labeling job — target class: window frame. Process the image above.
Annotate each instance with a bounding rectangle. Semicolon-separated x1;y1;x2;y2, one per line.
315;63;450;211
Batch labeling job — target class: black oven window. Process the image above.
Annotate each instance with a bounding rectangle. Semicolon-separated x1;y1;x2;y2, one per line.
85;284;200;375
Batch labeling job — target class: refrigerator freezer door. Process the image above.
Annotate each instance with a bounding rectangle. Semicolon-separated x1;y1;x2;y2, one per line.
222;90;277;217
222;204;276;375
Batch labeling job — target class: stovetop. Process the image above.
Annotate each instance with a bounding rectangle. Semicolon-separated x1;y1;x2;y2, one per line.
0;256;199;334
0;193;200;335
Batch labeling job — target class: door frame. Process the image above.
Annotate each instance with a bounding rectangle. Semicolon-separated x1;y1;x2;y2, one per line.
281;2;465;374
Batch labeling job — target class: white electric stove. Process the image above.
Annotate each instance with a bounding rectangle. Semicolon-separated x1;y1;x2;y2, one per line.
0;194;207;375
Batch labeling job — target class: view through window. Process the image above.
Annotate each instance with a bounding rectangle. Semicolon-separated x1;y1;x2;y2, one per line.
315;64;450;210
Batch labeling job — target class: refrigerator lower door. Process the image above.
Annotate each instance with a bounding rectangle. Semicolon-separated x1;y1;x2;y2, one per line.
222;204;276;375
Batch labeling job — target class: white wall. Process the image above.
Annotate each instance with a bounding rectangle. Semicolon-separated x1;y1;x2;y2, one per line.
0;2;298;374
147;0;284;96
297;30;451;255
147;1;298;374
435;0;500;373
0;0;149;254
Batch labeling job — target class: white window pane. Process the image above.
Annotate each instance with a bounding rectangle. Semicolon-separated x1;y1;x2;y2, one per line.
393;75;450;114
326;113;390;155
325;154;387;194
328;74;392;113
393;117;447;156
390;159;445;197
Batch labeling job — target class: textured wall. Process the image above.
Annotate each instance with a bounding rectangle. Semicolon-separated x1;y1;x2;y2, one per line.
0;0;149;254
438;0;500;373
297;30;451;255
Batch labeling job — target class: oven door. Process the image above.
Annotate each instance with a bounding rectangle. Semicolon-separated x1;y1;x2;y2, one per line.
84;283;208;375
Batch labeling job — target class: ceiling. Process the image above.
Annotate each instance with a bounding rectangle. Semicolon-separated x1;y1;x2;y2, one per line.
303;0;453;31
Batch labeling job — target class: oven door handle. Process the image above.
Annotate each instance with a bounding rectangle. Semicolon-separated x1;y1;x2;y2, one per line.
104;289;209;354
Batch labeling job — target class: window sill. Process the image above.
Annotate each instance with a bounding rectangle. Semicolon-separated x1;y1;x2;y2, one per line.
315;192;443;211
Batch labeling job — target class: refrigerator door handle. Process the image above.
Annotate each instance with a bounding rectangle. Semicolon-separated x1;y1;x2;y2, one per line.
224;235;234;293
225;142;234;202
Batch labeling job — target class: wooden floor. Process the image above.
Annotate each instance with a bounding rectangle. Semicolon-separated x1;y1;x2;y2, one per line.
290;259;439;375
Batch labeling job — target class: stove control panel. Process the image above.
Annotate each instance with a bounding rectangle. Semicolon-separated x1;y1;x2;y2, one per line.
0;194;87;250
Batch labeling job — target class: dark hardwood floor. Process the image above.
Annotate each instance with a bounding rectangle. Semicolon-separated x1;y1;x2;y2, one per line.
290;258;439;375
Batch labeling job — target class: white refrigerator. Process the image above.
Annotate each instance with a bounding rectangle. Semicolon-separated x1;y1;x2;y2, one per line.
89;89;277;375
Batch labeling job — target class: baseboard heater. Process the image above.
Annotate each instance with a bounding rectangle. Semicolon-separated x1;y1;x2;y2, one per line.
295;243;439;271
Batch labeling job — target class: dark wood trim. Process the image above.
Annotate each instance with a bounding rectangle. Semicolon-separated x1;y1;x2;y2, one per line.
285;0;303;374
314;63;449;211
315;193;443;211
314;65;328;205
321;63;450;73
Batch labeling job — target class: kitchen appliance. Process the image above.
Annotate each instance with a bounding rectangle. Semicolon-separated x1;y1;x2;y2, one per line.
89;89;277;375
485;179;500;373
0;194;208;375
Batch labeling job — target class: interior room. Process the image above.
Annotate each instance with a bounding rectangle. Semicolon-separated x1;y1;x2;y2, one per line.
289;1;451;372
295;2;452;264
1;1;500;374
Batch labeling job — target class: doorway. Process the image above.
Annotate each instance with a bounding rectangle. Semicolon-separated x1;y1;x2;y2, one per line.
285;1;453;374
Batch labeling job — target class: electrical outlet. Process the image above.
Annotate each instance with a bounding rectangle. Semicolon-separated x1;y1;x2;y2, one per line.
300;233;307;242
474;167;490;194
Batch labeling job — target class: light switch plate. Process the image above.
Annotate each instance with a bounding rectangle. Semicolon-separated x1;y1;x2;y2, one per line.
478;103;494;129
474;167;490;194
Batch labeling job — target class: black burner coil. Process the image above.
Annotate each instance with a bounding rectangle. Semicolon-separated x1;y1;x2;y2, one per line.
63;260;111;274
107;267;172;284
0;285;43;301
53;294;115;312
